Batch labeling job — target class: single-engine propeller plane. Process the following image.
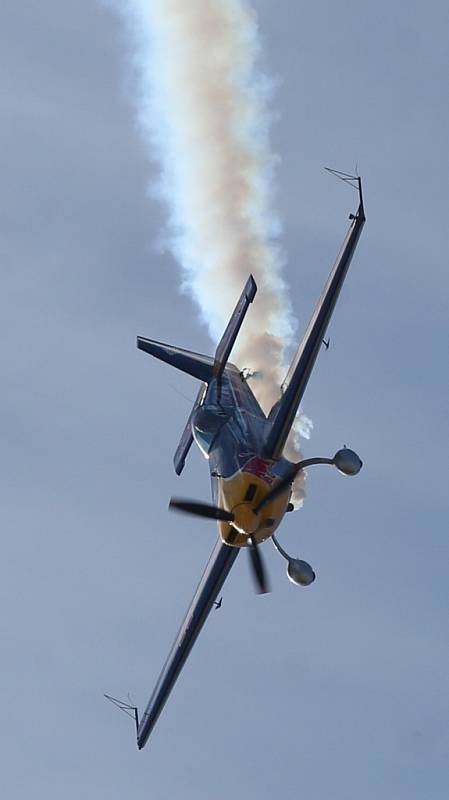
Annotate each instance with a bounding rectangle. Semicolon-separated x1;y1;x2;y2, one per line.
106;171;366;749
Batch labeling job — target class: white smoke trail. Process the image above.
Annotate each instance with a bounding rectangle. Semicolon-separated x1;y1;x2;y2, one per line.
113;0;312;504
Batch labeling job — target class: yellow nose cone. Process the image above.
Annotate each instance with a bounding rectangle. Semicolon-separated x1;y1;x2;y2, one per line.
231;502;259;535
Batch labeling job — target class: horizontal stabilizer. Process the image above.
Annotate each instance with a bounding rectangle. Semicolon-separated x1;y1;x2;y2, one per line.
137;338;214;383
173;383;206;475
213;275;257;378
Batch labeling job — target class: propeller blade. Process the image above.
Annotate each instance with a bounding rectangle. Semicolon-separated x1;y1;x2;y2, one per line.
169;498;235;522
255;455;339;514
248;537;270;594
253;465;300;514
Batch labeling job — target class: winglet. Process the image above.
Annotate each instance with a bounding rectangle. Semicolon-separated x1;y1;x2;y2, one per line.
104;693;140;738
325;168;365;221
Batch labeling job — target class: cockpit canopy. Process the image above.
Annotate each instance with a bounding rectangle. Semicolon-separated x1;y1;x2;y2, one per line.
192;404;230;457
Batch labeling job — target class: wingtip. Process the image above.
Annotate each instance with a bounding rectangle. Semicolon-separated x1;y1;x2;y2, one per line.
325;168;365;221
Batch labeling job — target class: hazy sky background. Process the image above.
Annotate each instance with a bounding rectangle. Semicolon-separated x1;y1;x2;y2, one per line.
1;2;448;798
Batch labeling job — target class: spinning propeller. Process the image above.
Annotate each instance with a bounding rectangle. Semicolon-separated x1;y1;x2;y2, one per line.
169;449;362;595
169;498;270;594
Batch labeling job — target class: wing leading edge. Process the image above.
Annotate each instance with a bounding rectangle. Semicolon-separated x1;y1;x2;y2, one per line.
264;178;366;460
136;539;239;749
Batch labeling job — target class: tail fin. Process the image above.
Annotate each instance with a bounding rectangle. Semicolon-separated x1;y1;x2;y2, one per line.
137;338;215;383
138;275;257;473
137;275;256;383
264;175;366;459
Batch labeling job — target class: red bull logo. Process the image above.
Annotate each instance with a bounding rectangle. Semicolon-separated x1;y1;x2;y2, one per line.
242;456;275;486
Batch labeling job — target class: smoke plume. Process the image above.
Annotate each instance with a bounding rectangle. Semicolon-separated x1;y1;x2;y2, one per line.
114;0;312;504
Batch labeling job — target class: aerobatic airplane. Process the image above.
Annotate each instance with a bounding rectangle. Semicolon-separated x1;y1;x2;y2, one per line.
105;171;366;749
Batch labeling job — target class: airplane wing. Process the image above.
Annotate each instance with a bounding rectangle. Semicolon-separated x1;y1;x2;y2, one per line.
136;538;239;749
264;176;366;460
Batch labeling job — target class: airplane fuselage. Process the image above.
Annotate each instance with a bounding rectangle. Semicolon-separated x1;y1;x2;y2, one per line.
193;365;293;547
129;174;366;750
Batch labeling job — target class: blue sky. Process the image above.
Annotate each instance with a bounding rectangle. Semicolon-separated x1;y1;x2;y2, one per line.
1;1;448;798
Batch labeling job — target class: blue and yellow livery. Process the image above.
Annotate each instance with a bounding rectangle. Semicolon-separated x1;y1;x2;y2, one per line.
108;174;366;749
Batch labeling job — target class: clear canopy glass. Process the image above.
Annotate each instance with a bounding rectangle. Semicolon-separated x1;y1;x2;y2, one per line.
192;405;230;457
